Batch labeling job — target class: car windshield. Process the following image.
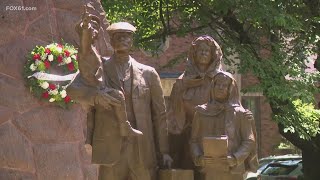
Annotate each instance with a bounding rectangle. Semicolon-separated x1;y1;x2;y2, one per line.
246;155;303;180
261;160;302;176
257;155;302;172
262;164;297;175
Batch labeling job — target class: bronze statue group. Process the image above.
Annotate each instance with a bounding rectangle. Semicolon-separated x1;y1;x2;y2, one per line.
68;7;258;180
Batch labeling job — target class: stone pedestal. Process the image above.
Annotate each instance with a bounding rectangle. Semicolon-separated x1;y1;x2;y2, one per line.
0;0;111;179
159;169;194;180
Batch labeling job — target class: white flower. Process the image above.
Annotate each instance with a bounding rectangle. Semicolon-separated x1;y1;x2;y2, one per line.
40;81;49;89
35;60;41;65
48;54;54;62
71;55;76;60
49;89;58;95
46;43;62;53
29;64;37;71
46;44;54;49
64;57;72;64
57;47;62;53
41;54;47;60
60;90;67;98
49;98;55;102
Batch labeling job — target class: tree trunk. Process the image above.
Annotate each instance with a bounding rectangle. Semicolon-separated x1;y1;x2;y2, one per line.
302;149;320;180
278;124;320;180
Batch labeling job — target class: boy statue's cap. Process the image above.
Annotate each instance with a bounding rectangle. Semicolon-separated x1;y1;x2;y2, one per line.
106;22;136;34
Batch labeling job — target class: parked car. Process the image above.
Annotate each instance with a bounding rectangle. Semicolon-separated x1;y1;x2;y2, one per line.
246;154;302;180
257;159;303;180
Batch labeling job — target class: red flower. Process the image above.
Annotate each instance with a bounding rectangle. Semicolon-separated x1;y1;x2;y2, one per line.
75;54;78;60
64;50;70;57
49;84;56;90
33;54;40;60
42;91;49;98
64;96;71;103
57;55;63;63
67;62;75;71
45;48;51;54
44;60;50;69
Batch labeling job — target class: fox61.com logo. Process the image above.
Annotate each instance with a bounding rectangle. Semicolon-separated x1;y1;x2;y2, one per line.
6;6;37;11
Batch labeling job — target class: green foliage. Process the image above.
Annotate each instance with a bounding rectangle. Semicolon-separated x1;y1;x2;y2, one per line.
102;0;320;139
274;100;320;139
101;0;164;53
277;138;301;154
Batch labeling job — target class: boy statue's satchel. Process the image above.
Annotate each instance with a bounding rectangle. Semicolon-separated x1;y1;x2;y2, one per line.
159;169;194;180
202;135;229;171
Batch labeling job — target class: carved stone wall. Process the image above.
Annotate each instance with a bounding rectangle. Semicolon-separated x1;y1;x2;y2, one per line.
0;0;111;179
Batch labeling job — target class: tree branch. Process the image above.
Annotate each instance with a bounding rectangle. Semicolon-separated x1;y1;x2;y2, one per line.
278;123;319;151
166;0;170;34
139;25;208;42
159;0;167;38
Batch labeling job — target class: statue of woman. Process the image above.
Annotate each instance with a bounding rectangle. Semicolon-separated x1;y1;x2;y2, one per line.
167;35;223;171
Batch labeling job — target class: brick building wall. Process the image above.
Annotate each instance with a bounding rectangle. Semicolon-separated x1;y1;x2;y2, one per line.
132;34;196;71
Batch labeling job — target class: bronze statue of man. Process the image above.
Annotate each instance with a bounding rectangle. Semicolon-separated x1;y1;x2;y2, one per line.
69;8;172;180
75;6;142;137
190;71;258;180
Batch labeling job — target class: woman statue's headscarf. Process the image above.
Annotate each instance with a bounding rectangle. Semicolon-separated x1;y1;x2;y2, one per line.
183;35;223;80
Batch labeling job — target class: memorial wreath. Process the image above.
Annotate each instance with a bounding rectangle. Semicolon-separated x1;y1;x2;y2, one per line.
24;43;79;108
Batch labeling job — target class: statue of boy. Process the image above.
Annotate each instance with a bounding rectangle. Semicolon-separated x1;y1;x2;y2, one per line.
190;71;258;180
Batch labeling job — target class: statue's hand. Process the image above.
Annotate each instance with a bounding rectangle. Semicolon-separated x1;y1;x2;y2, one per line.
77;5;100;41
108;89;125;101
162;154;173;169
227;155;237;167
195;155;213;167
244;109;254;121
81;5;91;29
95;89;121;109
203;156;215;166
84;144;92;155
194;156;203;166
